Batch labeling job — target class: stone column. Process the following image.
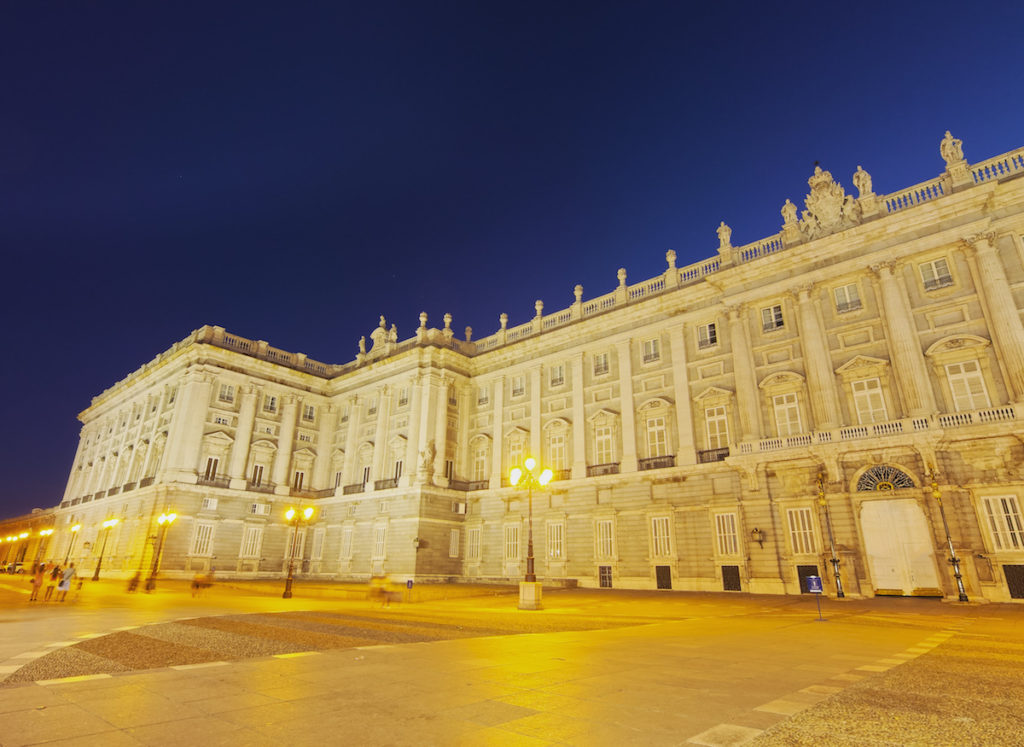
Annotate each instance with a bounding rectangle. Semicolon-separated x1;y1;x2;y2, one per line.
490;375;505;486
228;385;259;489
795;286;841;429
456;383;471;481
403;378;423;487
965;232;1024;403
272;396;299;494
312;404;337;490
570;353;587;478
666;325;697;465
432;378;449;486
372;385;392;487
62;431;88;502
616;339;638;472
530;365;542;461
342;395;361;486
726;305;762;441
162;370;213;483
872;262;937;416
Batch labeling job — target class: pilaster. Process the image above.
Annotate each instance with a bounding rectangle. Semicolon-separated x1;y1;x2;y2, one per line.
616;339;638;472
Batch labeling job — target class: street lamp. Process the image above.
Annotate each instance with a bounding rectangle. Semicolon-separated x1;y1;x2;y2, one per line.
64;524;81;565
145;512;177;592
927;469;969;602
509;457;552;610
91;519;119;581
282;506;314;599
817;473;845;599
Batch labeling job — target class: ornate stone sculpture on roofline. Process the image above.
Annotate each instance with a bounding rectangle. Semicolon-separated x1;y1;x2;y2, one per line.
798;165;861;240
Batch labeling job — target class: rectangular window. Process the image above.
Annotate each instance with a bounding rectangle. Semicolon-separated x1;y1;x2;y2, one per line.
449;529;460;558
292;471;305;490
651;516;671;557
646;417;667;458
477;386;489;406
311;528;325;561
473;446;488;481
504;525;520;561
946;360;991;411
593;352;609;376
761;304;784;331
334;470;343;488
302;404;315;422
191;523;214;556
263;395;277;413
549;434;567;471
981;496;1024;551
595;425;614;464
596;519;614;558
467;527;481;560
394;460;403;480
340;526;354;559
715;513;738;556
218;384;235;403
549;364;565;387
378;500;389;513
697;323;717;349
214;416;230;426
249;502;270;516
834;284;862;313
367;398;377;415
773;393;802;437
398;387;409;406
705;406;729;450
251;464;264;487
204;457;219;481
372;525;387;558
240;526;262;558
444;459;454;480
920;258;953;290
642;338;661;363
787;508;816;554
362;465;371;485
547;522;564;559
852;378;888;424
201;497;218;511
509;440;524;470
511;376;525;397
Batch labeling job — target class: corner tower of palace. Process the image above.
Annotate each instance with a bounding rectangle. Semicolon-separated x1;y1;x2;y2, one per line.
11;131;1024;603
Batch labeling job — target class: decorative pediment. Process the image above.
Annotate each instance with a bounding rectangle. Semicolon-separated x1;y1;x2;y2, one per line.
758;371;804;390
504;425;529;439
387;434;407;449
251;439;276;451
202;430;234;446
835;355;889;375
543;417;571;431
925;334;990;357
469;433;492;445
638;397;672;411
293;447;316;460
587;408;619;423
798;166;862;240
694;386;732;401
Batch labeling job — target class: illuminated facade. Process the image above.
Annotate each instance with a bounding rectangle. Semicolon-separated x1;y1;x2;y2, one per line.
41;132;1024;602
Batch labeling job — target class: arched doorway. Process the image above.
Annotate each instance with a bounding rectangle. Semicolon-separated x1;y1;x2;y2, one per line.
856;466;942;597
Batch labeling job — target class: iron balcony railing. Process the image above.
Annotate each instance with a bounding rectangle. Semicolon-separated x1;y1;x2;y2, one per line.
586;462;620;477
638;455;675;471
697;448;730;463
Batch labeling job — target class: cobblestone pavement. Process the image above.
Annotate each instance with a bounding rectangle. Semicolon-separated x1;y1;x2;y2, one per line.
0;580;1022;745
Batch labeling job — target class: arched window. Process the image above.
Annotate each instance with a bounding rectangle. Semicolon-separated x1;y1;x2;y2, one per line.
856;465;915;491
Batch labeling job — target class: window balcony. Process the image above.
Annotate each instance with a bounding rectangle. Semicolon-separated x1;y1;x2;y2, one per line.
139;476;155;488
923;276;954;291
587;462;620;477
374;478;399;490
121;481;137;493
198;475;231;488
343;483;365;495
638;455;675;471
248;481;275;494
835;300;862;314
552;469;572;481
448;479;489;491
697;447;730;463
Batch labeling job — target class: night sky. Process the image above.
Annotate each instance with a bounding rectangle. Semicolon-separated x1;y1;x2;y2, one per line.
2;1;1022;517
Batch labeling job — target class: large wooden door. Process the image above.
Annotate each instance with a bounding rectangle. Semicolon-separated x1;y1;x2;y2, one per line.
860;499;941;596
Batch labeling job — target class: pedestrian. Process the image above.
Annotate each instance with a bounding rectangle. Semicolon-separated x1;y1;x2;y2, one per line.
29;563;45;601
127;572;140;592
57;563;76;602
44;563;61;601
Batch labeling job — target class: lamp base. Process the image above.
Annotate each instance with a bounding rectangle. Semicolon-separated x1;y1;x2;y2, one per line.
518;581;543;610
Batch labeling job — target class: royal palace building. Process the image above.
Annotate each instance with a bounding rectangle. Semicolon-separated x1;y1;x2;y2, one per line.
12;132;1024;602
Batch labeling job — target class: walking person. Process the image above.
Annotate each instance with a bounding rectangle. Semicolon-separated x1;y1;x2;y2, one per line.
44;563;61;601
57;563;76;602
29;563;45;601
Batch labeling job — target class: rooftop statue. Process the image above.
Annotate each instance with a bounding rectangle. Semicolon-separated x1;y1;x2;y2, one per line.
940;130;965;166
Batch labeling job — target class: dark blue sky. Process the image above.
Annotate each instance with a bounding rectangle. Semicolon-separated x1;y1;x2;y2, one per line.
2;1;1022;516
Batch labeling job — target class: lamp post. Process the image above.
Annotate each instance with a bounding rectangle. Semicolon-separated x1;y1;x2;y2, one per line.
283;506;314;598
91;519;119;581
927;469;969;602
145;512;176;592
509;457;552;610
817;472;845;598
64;524;81;566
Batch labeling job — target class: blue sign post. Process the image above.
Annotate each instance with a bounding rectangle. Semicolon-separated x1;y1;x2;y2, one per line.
806;575;825;621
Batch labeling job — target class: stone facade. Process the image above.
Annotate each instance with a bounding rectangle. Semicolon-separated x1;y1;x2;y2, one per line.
32;133;1024;602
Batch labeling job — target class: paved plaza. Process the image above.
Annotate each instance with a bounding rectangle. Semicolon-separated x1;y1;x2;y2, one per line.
0;577;1021;745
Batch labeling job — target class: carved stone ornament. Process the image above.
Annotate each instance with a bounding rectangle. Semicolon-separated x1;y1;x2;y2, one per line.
940;130;965;167
799;166;861;240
